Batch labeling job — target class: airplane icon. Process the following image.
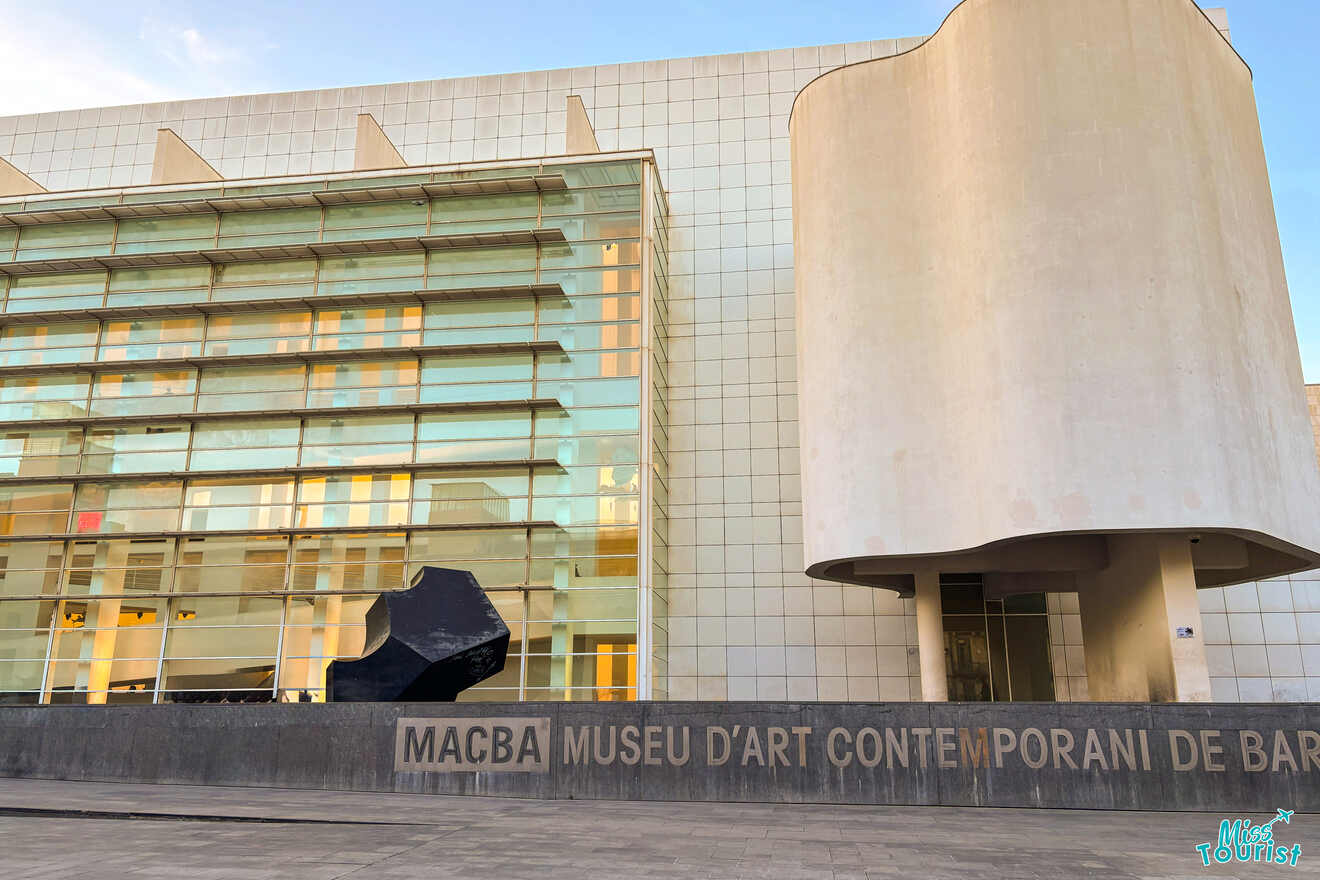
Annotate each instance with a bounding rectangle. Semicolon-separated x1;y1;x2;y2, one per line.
1264;808;1294;828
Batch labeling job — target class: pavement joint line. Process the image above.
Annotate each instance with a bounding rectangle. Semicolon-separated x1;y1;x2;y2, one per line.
0;806;434;826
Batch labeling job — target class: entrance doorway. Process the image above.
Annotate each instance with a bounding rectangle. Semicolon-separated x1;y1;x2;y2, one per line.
940;574;1055;701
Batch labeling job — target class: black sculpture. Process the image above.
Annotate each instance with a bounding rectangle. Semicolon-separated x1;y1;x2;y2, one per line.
327;566;510;702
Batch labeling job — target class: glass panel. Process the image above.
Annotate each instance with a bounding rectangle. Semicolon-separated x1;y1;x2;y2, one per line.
0;660;46;692
1005;616;1055;701
160;659;276;696
16;220;114;260
213;258;316;301
316;253;423;296
540;321;641;351
107;265;211;308
540;267;641;296
1003;593;1048;614
81;424;190;474
526;588;637;621
0;428;82;477
175;535;289;593
547;212;642;241
183;479;294;531
544;161;640;187
190;419;300;470
206;310;312;356
541;185;640;216
197;365;304;412
528;556;637;588
63;539;175;595
166;626;280;657
529;526;637;559
296;473;411;528
540;293;640;325
47;658;160;699
430;192;538;225
421;354;532;385
0;374;90;421
289;533;406;591
100;317;204;361
0;322;99;367
943;614;991;701
423;298;534;330
0;543;63;596
305;360;417;408
115;215;217;253
540;239;642;270
0;484;73;535
218;207;320;246
300;415;413;467
408;529;528;562
5;271;105;312
73;481;181;534
411;470;529;525
90;371;196;417
323;200;426;239
534;407;640;437
0;599;58;630
427;245;536;277
533;435;639;467
523;651;637;697
313;305;421;351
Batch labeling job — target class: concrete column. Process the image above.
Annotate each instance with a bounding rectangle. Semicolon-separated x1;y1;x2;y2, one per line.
913;570;948;702
1077;534;1212;702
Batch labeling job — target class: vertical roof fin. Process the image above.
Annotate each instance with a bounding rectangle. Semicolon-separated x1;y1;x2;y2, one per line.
0;156;48;196
151;128;223;185
354;113;407;170
566;95;600;154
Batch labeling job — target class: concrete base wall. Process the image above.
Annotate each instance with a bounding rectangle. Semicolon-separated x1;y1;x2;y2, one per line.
3;702;1318;811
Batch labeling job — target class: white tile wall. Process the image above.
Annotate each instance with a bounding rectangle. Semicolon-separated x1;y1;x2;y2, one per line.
2;32;1316;704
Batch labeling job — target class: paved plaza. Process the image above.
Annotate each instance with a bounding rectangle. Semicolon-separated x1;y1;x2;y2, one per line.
0;778;1315;879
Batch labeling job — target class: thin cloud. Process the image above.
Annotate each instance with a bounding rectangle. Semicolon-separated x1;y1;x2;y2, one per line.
0;12;179;115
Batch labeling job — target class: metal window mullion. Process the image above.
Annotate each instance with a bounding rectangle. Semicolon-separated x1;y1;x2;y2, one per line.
37;601;58;705
270;595;288;702
151;596;172;704
518;584;529;701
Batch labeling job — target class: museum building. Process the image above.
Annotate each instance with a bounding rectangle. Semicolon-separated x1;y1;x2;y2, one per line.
1;0;1319;706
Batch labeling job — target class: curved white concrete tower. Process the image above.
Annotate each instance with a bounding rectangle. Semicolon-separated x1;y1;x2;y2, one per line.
790;0;1320;701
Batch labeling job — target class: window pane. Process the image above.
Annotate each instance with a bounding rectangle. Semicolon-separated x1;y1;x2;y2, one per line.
6;271;106;311
16;220;114;259
0;543;63;596
0;484;73;535
63;539;175;595
175;535;289;593
290;533;405;591
81;425;190;475
91;371;196;417
107;265;210;308
0;322;99;367
0;428;82;477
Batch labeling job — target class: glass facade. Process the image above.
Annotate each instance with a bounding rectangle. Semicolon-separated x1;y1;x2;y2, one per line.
0;156;667;705
940;574;1056;702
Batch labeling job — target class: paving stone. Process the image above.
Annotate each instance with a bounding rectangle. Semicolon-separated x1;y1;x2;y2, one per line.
0;778;1316;878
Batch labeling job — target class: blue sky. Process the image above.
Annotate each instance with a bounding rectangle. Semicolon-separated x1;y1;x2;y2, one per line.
2;0;1317;378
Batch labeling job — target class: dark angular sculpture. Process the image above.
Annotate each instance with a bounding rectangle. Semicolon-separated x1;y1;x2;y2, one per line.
327;566;510;702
